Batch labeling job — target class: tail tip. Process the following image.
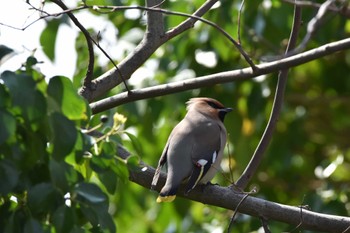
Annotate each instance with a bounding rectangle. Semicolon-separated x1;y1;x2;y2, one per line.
156;195;176;203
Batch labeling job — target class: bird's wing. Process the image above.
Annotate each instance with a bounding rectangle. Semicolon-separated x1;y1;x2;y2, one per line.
185;123;222;194
151;138;170;190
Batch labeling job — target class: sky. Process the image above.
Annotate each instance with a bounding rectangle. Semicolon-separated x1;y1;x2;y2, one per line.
0;0;154;83
0;0;221;83
0;0;78;77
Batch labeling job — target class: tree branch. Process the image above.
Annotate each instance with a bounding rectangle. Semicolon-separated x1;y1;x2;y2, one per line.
50;0;95;86
79;0;236;102
90;37;350;114
282;0;350;18
235;3;302;189
116;146;350;232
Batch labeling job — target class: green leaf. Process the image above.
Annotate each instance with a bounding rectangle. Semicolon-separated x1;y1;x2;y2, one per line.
79;204;99;227
49;160;78;193
0;110;16;145
27;183;60;216
74;182;106;204
0;45;14;61
40;19;60;61
0;83;10;108
0;160;19;195
79;199;116;233
47;76;87;121
126;155;140;172
111;158;129;182
23;218;43;233
1;71;47;127
52;205;75;233
98;169;118;194
49;112;78;161
123;132;143;156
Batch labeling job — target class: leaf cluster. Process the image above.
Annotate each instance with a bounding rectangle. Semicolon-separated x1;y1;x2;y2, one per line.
0;68;137;232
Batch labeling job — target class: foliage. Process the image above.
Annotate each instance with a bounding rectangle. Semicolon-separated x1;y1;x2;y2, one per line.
0;68;139;232
1;0;350;232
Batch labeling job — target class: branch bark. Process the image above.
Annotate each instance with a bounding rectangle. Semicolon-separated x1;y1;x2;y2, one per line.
117;146;350;233
90;37;350;114
79;0;219;102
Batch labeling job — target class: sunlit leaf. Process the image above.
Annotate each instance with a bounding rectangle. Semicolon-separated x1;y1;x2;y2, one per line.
123;132;143;156
40;19;60;61
47;76;87;121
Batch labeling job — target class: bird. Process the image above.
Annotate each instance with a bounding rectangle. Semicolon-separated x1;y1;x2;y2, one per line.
151;97;232;203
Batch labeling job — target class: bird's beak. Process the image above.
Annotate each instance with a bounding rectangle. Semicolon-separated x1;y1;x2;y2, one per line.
221;107;233;113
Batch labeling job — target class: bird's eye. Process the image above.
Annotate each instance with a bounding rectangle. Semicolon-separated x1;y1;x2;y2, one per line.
207;101;221;109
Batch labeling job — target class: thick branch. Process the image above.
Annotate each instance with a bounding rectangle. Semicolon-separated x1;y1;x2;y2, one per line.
90;37;350;114
117;147;350;232
79;0;220;102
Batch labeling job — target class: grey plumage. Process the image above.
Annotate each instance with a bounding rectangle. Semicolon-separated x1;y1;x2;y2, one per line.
151;97;232;203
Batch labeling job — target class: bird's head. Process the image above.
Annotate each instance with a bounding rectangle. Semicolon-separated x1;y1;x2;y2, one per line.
186;97;232;122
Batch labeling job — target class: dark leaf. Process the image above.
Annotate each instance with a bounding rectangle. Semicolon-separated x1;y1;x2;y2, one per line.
52;205;75;233
74;182;106;204
0;110;16;145
0;160;19;195
0;44;14;61
49;112;78;161
27;183;61;216
49;159;78;193
23;218;44;233
98;169;118;194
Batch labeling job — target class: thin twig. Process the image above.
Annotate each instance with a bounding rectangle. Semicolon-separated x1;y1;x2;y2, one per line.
235;2;302;190
49;0;131;93
89;36;350;114
260;217;272;233
282;0;350;18
50;0;95;86
226;134;234;183
293;0;335;53
89;4;257;71
289;195;309;232
227;187;257;233
237;0;245;45
342;225;350;233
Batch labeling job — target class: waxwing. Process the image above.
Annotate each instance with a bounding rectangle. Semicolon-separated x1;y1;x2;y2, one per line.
151;97;232;203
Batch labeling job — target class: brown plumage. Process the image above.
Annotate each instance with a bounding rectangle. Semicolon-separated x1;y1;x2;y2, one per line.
151;97;232;202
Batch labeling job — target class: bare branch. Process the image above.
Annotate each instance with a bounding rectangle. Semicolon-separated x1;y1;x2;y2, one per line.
237;0;245;45
116;146;350;232
79;0;257;101
236;2;302;190
90;37;350;114
259;217;272;233
227;187;256;233
282;0;350;18
294;0;336;53
50;0;95;86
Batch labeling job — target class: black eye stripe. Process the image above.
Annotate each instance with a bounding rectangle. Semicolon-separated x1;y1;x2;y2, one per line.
206;101;222;109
